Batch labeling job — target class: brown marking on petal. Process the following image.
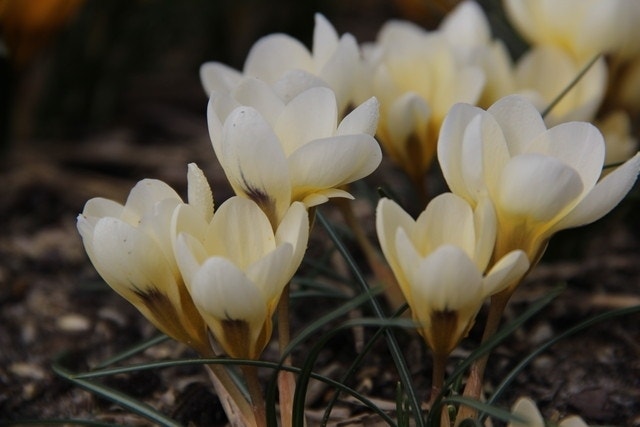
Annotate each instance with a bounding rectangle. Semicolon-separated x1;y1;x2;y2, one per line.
427;310;460;357
221;319;253;359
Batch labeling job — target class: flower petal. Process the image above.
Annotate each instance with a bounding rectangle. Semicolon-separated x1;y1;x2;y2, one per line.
497;154;584;222
124;179;181;221
244;34;313;82
482;249;530;296
187;163;214;223
200;62;242;95
337;97;380;136
287;134;381;199
487;95;547;155
275;86;338;155
553;152;640;231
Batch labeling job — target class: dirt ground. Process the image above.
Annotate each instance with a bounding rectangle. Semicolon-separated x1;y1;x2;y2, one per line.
1;1;640;426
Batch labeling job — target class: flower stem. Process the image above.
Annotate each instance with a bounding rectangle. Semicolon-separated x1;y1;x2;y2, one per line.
277;284;296;427
242;365;267;427
430;352;450;427
454;290;511;425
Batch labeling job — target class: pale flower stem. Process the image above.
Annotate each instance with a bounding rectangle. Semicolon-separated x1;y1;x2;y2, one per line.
277;284;296;427
242;365;267;427
454;291;511;425
429;351;449;427
205;363;257;427
334;198;406;310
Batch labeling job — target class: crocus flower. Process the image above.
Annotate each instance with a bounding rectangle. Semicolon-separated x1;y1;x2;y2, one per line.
508;397;588;427
360;19;485;182
207;77;381;226
174;197;308;360
200;13;360;114
77;164;213;354
503;0;640;61
376;194;529;356
437;95;640;270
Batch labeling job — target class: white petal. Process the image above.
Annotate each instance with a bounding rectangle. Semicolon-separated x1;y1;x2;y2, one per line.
337;97;380;136
275;86;338;156
244;34;313;82
174;232;208;290
208;92;240;155
288;134;381;195
200;62;242;95
387;93;431;147
207;197;276;269
275;201;309;274
409;245;483;312
81;197;124;220
246;243;294;307
91;218;177;298
437;102;486;200
191;257;266;326
527;122;605;196
488;95;547;155
187;163;214;223
553;152;640;231
221;107;291;213
473;197;497;272
232;77;285;126
440;0;491;50
312;13;339;67
318;33;360;111
376;198;417;276
416;193;475;256
482;250;530;296
273;69;329;104
498;154;584;222
124;179;181;220
508;397;544;427
301;189;353;207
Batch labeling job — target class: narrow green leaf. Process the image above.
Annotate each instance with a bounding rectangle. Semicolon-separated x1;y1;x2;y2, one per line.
95;334;169;369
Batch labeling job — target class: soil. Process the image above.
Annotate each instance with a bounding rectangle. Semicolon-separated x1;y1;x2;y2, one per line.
1;2;640;426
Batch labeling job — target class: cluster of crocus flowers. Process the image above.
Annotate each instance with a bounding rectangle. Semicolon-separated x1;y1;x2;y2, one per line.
508;397;587;427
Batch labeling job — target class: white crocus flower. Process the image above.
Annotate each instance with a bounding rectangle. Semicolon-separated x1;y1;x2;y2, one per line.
437;95;640;269
174;197;308;360
513;45;607;126
200;13;359;114
376;194;529;356
503;0;639;61
508;397;588;427
363;20;485;182
207;77;381;226
77;164;213;354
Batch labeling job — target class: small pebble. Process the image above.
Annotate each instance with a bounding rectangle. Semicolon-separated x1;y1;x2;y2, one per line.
10;362;46;380
57;313;91;332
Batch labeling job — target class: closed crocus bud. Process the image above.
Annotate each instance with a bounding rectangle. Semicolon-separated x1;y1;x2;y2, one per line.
207;77;381;226
437;95;640;271
77;164;213;355
174;197;308;360
508;397;588;427
201;13;360;114
376;194;529;356
365;20;485;183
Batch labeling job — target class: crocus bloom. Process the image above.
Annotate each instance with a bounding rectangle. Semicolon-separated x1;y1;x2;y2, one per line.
200;13;359;114
376;194;529;356
207;77;381;226
503;0;640;61
508;397;588;427
77;164;213;354
361;19;484;182
437;95;640;270
174;197;308;360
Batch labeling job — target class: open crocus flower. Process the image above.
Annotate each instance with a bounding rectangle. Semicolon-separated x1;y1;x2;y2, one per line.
503;0;638;61
77;164;213;355
508;397;588;427
362;20;484;183
376;194;529;356
174;197;308;360
437;95;640;272
200;13;359;114
207;77;381;226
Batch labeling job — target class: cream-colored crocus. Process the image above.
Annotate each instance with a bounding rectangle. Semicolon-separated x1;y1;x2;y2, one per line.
207;77;381;226
513;45;607;126
174;197;308;360
363;20;485;183
508;397;588;427
200;13;359;114
598;110;638;172
376;194;529;356
437;95;640;271
503;0;639;62
77;164;213;355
